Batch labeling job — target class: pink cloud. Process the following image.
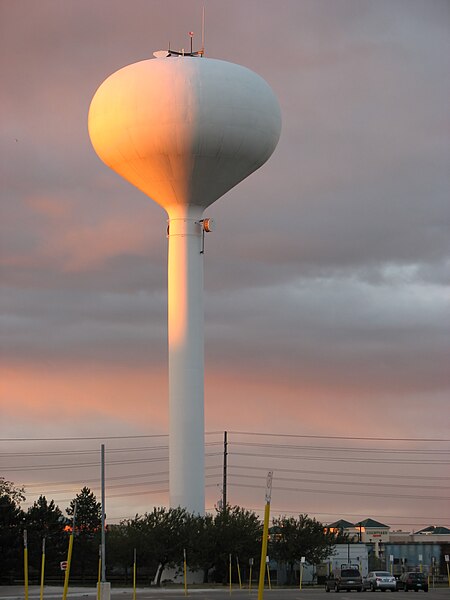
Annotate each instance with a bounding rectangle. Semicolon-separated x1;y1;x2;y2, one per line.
53;218;153;271
25;194;72;220
1;364;168;429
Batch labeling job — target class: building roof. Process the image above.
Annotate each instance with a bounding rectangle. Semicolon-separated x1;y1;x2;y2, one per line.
327;519;355;529
355;518;390;529
416;525;450;535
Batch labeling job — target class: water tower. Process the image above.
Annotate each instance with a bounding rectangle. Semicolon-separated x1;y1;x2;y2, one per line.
88;48;281;514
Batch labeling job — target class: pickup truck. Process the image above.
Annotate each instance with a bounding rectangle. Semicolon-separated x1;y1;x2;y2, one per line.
325;566;363;592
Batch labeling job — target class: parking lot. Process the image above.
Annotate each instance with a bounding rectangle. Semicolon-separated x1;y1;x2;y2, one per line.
1;587;449;600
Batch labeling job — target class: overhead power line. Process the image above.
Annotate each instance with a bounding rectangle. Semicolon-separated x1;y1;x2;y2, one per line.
1;441;221;458
0;431;223;442
0;434;168;442
229;431;450;442
2;430;449;442
231;451;449;465
228;472;450;491
25;473;221;497
23;464;222;488
230;463;450;481
230;482;450;501
265;509;450;521
241;507;450;526
7;452;222;472
2;446;170;457
232;441;450;455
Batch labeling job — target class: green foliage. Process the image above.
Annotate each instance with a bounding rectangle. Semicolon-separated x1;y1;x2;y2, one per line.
67;486;102;534
66;487;102;580
0;477;26;505
210;506;262;583
0;479;337;588
26;496;67;573
333;528;352;544
184;513;216;582
123;506;192;586
106;524;135;583
0;492;25;583
270;514;335;584
107;505;262;585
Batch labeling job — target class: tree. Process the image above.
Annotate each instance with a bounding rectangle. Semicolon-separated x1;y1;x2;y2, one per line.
270;514;335;584
123;514;158;582
26;496;67;576
67;486;102;531
0;478;26;583
106;524;134;583
124;507;192;586
0;477;26;504
66;487;102;581
184;513;216;583
144;506;191;586
193;506;262;584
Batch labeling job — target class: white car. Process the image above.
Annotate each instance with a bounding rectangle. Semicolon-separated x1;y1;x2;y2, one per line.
363;571;397;592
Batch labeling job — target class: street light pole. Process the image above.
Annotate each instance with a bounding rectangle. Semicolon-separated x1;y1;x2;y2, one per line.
98;444;110;600
101;444;106;583
223;431;228;510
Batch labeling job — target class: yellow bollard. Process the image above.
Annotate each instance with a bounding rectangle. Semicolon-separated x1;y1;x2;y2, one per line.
62;534;74;600
24;530;29;600
299;562;304;591
266;561;271;590
40;538;46;600
133;548;137;600
258;503;270;599
236;556;242;589
62;502;76;600
258;472;273;600
183;549;188;597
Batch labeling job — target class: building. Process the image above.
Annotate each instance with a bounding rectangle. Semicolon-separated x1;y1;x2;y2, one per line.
355;518;390;544
326;518;450;577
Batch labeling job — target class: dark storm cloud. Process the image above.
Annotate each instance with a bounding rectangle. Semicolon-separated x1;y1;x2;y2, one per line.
209;275;449;390
1;284;167;365
1;1;449;469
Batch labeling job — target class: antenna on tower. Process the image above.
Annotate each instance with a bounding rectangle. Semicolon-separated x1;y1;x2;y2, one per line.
153;7;205;59
201;5;205;56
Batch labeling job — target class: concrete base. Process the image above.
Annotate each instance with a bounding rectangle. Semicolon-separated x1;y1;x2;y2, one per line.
97;581;111;600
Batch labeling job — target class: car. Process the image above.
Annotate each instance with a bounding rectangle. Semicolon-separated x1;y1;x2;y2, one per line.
325;567;363;592
397;572;428;592
363;571;397;592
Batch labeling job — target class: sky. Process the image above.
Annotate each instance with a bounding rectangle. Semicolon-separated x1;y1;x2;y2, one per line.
1;0;449;532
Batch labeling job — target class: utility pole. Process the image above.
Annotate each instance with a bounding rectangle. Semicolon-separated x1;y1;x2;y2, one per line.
222;431;228;510
98;444;110;600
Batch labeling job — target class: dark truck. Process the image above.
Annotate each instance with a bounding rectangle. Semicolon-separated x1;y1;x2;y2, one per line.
325;565;363;592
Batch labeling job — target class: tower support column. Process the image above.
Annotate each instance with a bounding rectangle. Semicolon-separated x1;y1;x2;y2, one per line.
167;204;205;514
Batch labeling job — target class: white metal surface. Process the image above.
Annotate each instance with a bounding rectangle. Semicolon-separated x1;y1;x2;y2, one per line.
88;57;281;212
167;204;204;513
88;56;281;515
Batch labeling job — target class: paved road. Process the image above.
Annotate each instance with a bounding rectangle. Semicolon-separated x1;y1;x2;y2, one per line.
1;587;448;600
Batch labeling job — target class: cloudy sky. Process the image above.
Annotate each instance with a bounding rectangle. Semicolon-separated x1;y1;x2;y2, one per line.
1;0;449;531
